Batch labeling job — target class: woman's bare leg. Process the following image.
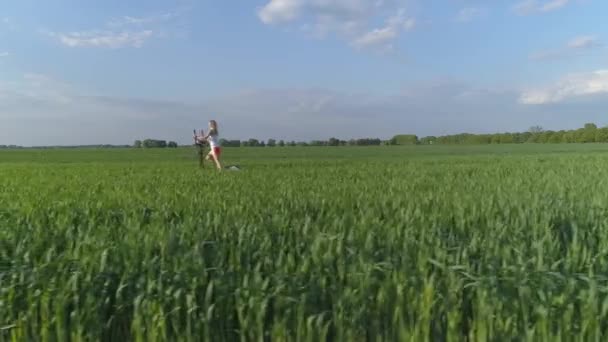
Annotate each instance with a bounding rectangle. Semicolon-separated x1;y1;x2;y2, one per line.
207;151;222;170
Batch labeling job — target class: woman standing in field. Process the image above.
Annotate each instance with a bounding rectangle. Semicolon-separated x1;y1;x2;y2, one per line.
195;120;222;171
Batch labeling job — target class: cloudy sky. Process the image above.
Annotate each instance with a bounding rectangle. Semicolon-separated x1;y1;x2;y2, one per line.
1;0;608;145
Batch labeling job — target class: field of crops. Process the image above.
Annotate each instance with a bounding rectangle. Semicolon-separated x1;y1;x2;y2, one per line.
4;144;608;341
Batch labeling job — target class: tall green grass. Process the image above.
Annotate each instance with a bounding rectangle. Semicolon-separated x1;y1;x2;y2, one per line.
3;146;608;340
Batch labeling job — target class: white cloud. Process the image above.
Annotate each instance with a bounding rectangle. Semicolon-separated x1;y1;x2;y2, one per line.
520;70;608;104
530;35;600;61
4;74;608;146
21;73;73;103
0;73;74;105
567;35;598;49
0;75;498;144
258;0;377;24
108;10;182;27
455;7;486;23
0;52;8;57
0;73;201;146
258;0;415;51
258;0;301;24
541;0;569;12
45;7;184;49
352;10;415;51
352;27;398;49
48;30;154;48
513;0;570;15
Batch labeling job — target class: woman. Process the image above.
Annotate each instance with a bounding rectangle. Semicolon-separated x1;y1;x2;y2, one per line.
195;120;222;171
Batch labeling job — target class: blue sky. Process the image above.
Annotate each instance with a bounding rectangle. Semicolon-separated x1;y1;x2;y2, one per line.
2;0;608;145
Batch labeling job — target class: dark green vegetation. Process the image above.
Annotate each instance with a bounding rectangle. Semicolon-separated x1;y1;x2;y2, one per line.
134;139;179;148
409;122;607;145
3;145;608;341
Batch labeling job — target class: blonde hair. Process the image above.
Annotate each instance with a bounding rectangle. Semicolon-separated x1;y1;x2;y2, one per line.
209;120;218;135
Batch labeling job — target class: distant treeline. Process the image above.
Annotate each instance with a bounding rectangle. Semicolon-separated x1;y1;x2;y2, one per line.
4;123;608;149
133;139;179;148
220;123;608;147
416;123;607;145
219;138;385;147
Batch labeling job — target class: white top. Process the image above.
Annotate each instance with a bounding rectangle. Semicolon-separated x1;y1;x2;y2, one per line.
207;133;220;148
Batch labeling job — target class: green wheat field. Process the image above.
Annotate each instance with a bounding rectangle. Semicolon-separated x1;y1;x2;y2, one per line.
3;144;608;341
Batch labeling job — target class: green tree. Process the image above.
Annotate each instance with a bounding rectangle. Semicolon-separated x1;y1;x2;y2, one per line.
596;127;608;142
538;131;555;143
527;134;539;143
390;134;418;145
529;126;544;133
562;131;575;143
133;140;142;148
499;133;514;144
548;132;562;143
585;123;598;130
267;139;277;147
419;136;437;145
143;139;167;148
581;123;598;143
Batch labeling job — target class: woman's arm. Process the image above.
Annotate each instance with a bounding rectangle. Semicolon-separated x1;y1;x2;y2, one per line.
194;130;207;144
202;129;215;140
